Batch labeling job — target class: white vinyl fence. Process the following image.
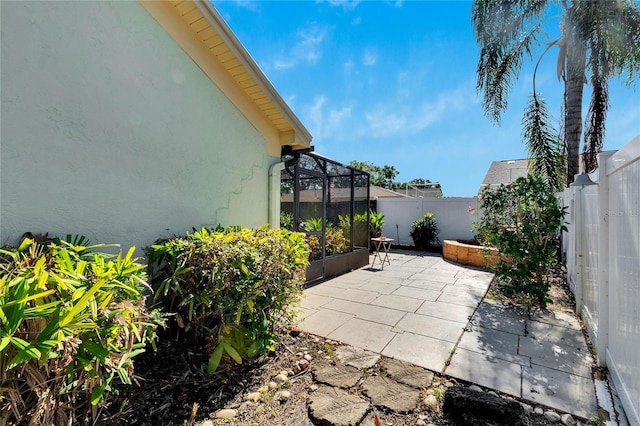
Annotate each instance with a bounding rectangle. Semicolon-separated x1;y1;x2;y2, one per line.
377;197;478;246
562;136;640;425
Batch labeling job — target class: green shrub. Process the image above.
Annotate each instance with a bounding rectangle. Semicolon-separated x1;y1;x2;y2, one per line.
145;226;309;373
303;219;349;260
0;236;162;425
410;212;441;250
280;212;294;231
475;175;567;305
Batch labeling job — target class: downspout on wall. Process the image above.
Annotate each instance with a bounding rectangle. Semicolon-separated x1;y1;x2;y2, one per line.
269;161;285;229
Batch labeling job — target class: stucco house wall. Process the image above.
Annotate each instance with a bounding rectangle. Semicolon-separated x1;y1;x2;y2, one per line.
1;1;299;251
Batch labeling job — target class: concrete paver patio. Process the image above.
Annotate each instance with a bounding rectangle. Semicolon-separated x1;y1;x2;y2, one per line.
297;250;599;420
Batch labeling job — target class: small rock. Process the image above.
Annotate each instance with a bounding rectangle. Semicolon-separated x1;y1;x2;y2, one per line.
561;413;576;425
544;410;561;422
287;369;295;377
268;381;278;390
275;390;291;401
416;420;427;426
468;385;483;392
296;352;303;357
199;421;214;426
258;385;268;393
280;370;289;376
309;384;319;391
298;359;310;370
487;391;499;397
418;414;428;420
534;407;544;415
245;392;261;402
426;389;435;395
519;402;533;412
214;409;238;419
313;337;320;343
274;374;288;383
444;381;454;387
304;354;313;361
424;394;439;409
293;364;302;374
239;401;253;410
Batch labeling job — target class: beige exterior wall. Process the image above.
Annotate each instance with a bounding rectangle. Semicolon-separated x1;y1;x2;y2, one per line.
1;1;278;251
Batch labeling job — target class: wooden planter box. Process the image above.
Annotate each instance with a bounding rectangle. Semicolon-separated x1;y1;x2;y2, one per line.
442;239;500;269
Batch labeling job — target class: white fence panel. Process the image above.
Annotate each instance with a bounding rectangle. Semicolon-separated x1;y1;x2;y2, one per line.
606;142;640;426
377;197;478;246
581;185;600;332
563;136;640;425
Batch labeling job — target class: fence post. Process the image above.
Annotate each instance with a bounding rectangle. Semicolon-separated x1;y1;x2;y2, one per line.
573;185;583;316
596;153;613;367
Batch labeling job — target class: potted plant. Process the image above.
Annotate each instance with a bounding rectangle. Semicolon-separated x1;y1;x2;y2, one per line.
369;210;385;238
410;212;440;251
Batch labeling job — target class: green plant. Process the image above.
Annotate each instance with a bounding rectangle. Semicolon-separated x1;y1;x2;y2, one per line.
339;212;373;247
410;212;440;251
475;175;567;305
280;212;294;231
369;210;385;238
0;236;162;425
146;226;309;373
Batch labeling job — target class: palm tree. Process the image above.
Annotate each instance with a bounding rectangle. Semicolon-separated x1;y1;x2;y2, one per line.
473;0;640;188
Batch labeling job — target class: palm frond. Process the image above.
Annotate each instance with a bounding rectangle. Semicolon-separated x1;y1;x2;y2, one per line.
522;94;565;191
583;51;608;173
473;0;550;123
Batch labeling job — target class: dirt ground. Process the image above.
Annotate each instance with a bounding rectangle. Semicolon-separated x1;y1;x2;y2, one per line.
95;266;596;426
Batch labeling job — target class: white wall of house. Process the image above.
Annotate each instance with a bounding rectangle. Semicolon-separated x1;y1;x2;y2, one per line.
377;197;479;245
1;1;277;251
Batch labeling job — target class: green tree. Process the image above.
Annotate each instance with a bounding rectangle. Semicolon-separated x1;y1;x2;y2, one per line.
348;161;399;189
473;0;640;188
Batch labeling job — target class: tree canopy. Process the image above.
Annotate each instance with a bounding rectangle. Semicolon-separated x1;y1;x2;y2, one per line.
473;0;640;188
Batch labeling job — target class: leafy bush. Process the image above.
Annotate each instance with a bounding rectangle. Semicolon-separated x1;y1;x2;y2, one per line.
475;175;567;305
410;212;440;250
0;236;162;425
303;219;349;260
280;211;294;231
339;210;384;247
146;226;309;373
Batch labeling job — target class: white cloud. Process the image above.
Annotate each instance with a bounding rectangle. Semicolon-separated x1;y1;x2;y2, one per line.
303;95;353;140
232;0;260;11
324;0;362;11
265;24;329;71
362;48;377;66
293;24;328;64
273;60;296;70
364;85;471;138
344;59;355;73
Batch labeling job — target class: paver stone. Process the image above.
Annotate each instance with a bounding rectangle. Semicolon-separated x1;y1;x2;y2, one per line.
308;386;370;426
312;363;363;389
380;358;434;388
362;376;420;413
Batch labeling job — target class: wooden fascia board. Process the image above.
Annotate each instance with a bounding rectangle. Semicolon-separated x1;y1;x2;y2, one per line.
138;1;311;156
196;2;312;146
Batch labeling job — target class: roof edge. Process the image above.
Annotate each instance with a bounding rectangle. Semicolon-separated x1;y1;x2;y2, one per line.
197;1;312;147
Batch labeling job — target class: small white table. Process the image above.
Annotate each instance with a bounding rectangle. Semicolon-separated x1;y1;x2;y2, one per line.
371;237;394;269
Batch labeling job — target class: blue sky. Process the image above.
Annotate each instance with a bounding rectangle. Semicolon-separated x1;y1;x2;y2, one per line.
214;0;640;197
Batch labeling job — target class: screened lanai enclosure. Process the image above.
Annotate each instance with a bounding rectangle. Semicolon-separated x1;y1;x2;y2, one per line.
280;149;370;282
